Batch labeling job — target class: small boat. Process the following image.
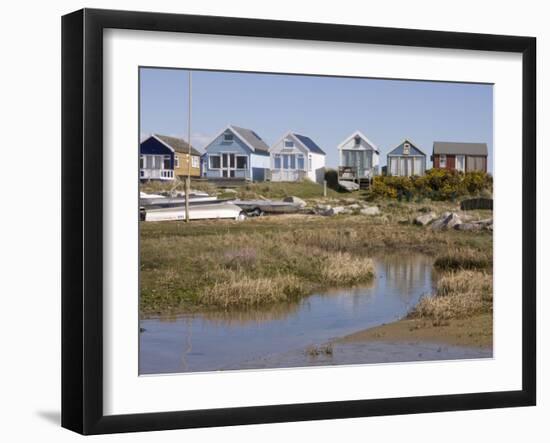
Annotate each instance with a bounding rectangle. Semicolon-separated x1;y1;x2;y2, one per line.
232;199;302;215
141;202;246;222
140;195;219;209
140;191;165;199
338;180;360;192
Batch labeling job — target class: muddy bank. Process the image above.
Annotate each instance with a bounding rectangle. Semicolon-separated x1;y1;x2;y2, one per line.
224;340;491;370
336;313;492;348
221;316;493;370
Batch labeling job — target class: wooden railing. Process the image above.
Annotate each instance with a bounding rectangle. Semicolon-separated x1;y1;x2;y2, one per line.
140;168;174;180
338;166;358;180
338;166;378;180
269;169;307;182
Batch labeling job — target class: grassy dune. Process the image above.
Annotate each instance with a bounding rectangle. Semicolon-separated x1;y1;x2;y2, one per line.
140;178;340;200
232;180;340;199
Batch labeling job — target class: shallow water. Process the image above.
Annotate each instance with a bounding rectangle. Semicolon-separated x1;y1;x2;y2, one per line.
139;254;488;374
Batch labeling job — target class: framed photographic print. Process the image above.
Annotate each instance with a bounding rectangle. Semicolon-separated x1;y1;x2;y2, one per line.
61;8;536;435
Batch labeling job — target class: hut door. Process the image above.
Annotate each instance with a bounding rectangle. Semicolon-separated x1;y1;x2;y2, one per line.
406;158;414;176
282;154;297;181
400;157;413;176
413;157;423;175
390;158;398;176
221;153;236;178
456;155;465;172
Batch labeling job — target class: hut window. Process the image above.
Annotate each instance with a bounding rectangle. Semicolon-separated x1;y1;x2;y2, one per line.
366;150;373;169
274;154;281;169
440;154;447;167
174;155;180;168
289;155;296;169
209;155;221;169
308;155;312;171
403;143;410;155
284;140;294;148
223;133;233;142
163;155;171;169
236;156;248;169
354;136;361;147
342;150;350;166
139;155;144;169
297;155;305;170
192;156;199;168
283;155;290;169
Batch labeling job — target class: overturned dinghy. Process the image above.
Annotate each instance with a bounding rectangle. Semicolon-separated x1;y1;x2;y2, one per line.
233;199;302;215
338;180;360;192
141;202;246;222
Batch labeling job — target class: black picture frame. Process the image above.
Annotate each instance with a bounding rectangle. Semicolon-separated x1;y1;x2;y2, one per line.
62;8;536;435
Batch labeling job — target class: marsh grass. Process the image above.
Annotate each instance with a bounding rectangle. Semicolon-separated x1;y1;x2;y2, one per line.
434;248;492;271
321;252;374;285
198;273;306;308
140;209;492;314
409;271;493;322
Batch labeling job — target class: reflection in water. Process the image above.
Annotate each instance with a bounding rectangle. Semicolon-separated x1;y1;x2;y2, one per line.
382;254;437;302
140;254;435;374
199;300;303;326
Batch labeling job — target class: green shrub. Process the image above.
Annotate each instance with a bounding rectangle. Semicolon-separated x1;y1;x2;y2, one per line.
369;177;398;199
367;169;492;201
463;171;493;194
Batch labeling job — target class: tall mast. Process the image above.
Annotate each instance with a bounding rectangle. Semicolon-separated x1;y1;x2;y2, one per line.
185;71;192;222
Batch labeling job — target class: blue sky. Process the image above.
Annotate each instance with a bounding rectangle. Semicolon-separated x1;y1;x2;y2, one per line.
140;68;493;171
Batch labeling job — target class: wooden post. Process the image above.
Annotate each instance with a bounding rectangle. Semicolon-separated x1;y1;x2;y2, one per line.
323;180;327;197
184;177;190;223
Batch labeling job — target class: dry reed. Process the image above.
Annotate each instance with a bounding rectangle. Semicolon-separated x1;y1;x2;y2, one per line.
409;270;493;321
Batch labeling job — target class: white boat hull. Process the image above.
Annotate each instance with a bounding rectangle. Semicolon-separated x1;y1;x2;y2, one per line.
144;202;245;222
140;195;218;207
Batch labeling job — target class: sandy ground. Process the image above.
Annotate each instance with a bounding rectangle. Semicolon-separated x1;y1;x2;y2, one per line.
335;313;492;348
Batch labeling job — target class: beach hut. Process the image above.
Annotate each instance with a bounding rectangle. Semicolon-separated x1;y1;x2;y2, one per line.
202;125;271;181
387;139;427;176
139;134;176;181
337;131;380;184
432;141;488;172
269;131;326;183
